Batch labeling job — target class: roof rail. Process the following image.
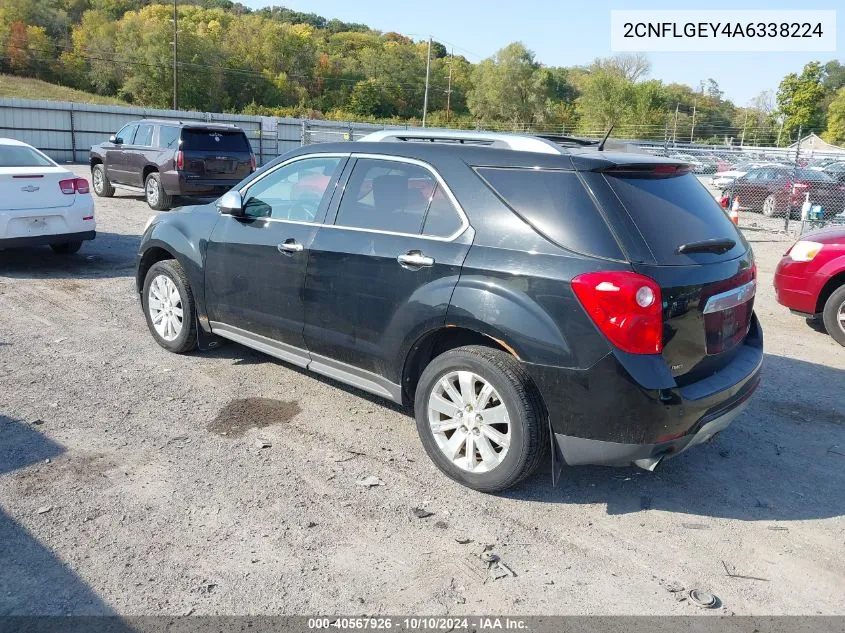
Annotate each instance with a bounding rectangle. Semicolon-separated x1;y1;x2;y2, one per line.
357;129;566;155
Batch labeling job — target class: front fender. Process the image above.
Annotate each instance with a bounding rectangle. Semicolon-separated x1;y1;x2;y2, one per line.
137;207;220;325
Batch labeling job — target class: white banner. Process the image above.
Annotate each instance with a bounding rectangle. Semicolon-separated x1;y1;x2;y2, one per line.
610;10;836;52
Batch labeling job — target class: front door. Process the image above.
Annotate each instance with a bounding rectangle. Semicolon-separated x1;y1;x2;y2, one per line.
204;154;347;362
303;156;473;386
107;123;137;184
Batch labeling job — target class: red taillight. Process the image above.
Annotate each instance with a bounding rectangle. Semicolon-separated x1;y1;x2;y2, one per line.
719;196;730;208
571;271;663;355
176;149;184;170
58;178;89;194
250;154;257;171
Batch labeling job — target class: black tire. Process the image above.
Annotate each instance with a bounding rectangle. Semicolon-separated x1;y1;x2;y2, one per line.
145;172;172;211
142;259;197;353
50;241;82;254
414;345;547;493
822;285;845;347
91;163;114;197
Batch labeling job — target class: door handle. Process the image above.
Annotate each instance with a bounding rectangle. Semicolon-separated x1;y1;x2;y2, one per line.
278;239;304;254
397;251;434;269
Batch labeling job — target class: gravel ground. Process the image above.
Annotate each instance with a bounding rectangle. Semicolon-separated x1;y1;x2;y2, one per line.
1;165;844;616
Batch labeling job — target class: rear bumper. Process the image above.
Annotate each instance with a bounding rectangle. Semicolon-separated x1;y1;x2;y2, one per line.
525;314;763;468
160;171;242;197
0;230;96;248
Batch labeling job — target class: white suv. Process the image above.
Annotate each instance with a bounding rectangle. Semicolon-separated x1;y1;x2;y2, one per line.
1;138;95;254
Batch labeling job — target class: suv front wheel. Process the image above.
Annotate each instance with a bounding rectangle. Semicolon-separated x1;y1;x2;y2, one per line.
414;346;547;492
145;172;173;211
142;260;197;353
91;163;114;197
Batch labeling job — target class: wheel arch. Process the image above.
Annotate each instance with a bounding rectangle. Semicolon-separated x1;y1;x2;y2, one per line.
142;164;159;182
816;269;845;314
401;325;520;407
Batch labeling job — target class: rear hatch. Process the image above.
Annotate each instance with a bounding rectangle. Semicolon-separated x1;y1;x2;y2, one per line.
601;165;756;381
180;128;253;181
0;167;76;211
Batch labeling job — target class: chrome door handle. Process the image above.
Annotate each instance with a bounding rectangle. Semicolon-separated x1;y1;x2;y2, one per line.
397;251;434;268
278;240;303;253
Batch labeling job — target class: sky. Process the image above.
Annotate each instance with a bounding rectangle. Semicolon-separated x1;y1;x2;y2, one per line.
241;0;842;106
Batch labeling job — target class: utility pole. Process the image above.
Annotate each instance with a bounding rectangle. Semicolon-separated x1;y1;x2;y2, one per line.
690;100;696;143
422;37;432;128
740;109;749;147
172;0;178;110
444;48;453;124
672;102;679;145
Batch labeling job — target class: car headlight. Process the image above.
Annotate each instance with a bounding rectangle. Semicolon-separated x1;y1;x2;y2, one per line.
143;214;157;234
788;240;823;262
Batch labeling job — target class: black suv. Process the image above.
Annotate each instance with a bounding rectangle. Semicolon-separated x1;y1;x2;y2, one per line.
135;130;762;492
89;120;255;210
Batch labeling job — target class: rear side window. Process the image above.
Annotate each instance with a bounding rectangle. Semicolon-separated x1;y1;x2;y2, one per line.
134;124;153;147
476;167;623;259
181;129;251;152
158;125;180;149
605;172;743;263
0;145;53;167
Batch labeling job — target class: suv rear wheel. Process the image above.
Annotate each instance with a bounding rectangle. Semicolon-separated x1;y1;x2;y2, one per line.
414;346;547;492
91;163;114;197
822;284;845;347
145;172;172;211
142;260;197;353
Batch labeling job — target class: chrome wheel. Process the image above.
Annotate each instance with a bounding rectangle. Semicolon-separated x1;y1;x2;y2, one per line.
147;274;183;342
838;301;845;334
146;177;159;206
427;371;511;473
763;195;776;217
92;168;103;194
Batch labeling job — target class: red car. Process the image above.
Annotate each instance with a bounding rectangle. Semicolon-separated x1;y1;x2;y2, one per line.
774;227;845;345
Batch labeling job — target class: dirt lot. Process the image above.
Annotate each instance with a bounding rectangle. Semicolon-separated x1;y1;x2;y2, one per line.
1;165;844;616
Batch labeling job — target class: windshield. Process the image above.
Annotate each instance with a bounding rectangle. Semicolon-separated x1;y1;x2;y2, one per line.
0;145;54;167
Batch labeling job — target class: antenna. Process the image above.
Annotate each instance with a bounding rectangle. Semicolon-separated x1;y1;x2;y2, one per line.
597;123;615;151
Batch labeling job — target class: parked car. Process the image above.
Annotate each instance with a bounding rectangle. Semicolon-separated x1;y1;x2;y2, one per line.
136;130;762;492
709;161;786;189
89;120;256;211
821;161;845;184
774;228;845;346
728;166;845;219
0;138;95;254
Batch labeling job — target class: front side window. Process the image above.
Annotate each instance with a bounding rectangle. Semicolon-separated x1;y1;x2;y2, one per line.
115;123;137;145
242;156;342;221
134;124;154;147
335;158;452;235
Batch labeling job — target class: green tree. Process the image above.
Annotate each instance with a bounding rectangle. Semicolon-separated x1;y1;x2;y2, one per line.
467;42;549;126
823;87;845;145
776;61;826;144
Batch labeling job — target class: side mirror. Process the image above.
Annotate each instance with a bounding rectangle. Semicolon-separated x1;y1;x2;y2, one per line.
217;191;244;216
109;135;122;145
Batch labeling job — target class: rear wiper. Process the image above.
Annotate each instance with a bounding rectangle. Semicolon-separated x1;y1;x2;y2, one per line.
676;238;736;255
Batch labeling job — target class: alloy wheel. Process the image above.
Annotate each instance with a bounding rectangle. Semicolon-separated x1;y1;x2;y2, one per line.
148;274;183;341
92;168;103;194
146;178;159;206
427;371;511;473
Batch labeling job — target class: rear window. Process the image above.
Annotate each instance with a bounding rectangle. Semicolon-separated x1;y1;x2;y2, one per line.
605;172;743;263
181;129;250;152
476;167;623;259
0;145;53;167
792;169;834;181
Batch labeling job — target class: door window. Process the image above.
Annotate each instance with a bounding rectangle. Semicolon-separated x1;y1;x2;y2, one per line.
114;123;138;145
134;124;154;147
242;156;343;221
334;158;442;235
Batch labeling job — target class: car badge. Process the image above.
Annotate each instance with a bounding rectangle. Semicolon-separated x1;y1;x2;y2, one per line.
21;185;40;192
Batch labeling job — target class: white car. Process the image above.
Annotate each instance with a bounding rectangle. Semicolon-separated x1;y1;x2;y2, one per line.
709;162;786;189
1;138;95;254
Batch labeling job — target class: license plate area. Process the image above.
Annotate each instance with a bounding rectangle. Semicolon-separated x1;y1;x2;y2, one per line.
702;278;756;355
206;159;234;174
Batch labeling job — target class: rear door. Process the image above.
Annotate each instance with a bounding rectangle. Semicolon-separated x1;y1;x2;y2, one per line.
180;128;253;183
303;156;472;384
593;167;756;381
125;122;154;187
